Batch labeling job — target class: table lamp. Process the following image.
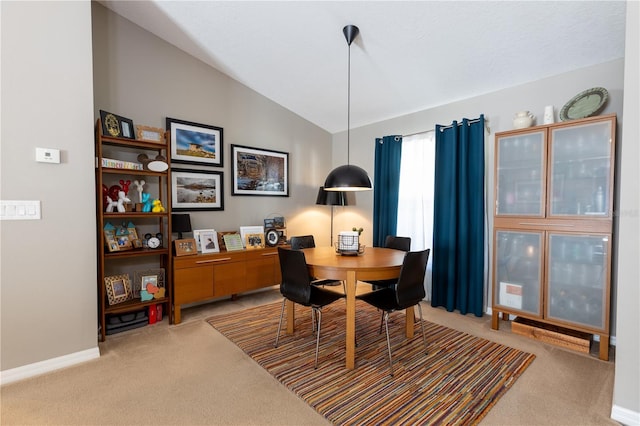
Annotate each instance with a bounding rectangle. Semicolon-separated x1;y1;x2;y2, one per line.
316;186;349;246
171;213;192;239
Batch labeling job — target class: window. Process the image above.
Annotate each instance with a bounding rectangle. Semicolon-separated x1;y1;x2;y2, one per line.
396;131;435;299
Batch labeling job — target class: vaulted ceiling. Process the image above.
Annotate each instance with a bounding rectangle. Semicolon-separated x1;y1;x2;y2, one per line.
99;1;626;133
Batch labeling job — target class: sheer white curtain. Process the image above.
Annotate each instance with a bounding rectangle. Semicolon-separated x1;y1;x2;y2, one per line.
396;131;436;300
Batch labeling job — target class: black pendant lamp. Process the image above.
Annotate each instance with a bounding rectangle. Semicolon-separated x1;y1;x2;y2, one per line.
324;25;372;192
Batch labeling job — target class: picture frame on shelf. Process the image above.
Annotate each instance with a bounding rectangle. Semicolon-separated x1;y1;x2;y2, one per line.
240;226;264;248
135;125;165;144
265;228;279;247
199;230;220;254
171;169;224;211
100;110;135;139
193;229;215;252
166;117;223;167
105;274;132;305
231;144;289;197
223;234;244;251
133;269;165;298
174;238;197;256
245;233;265;250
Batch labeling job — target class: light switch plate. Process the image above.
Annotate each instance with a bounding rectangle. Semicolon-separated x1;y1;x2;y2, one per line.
36;147;60;163
0;200;41;220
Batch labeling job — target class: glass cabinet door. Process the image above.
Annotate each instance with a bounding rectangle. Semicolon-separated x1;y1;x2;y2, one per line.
494;230;543;316
495;130;546;216
546;233;609;330
549;120;613;217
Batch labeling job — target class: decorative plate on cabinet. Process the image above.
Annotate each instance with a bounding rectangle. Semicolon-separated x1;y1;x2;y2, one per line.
559;87;608;121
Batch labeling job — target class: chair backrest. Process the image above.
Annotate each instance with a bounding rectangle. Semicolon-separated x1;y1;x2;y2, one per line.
290;235;316;250
384;235;411;252
395;249;430;309
277;247;312;305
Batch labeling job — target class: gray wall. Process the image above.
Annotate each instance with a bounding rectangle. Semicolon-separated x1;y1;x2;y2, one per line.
91;4;334;241
612;1;640;421
1;1;97;371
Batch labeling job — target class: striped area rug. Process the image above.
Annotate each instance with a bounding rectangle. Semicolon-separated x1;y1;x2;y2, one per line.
207;299;535;425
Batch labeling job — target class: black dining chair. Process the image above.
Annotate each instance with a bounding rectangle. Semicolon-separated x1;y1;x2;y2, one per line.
289;235;345;292
356;249;430;376
274;247;344;368
365;235;412;290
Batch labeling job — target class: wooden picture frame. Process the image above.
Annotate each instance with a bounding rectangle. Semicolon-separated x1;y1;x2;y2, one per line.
171;169;224;211
133;269;165;298
167;117;223;167
240;226;264;248
105;274;132;305
231;144;289;196
174;238;197;256
135;125;165;144
199;230;220;254
245;233;265;250
100;110;135;139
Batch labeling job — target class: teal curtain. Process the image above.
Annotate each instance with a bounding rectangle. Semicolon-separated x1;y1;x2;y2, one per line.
373;135;402;247
431;116;485;317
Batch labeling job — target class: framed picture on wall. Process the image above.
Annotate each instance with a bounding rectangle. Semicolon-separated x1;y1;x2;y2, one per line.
231;144;289;197
166;117;223;167
171;169;224;211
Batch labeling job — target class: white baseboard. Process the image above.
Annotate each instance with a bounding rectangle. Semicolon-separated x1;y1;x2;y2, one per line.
0;347;100;386
611;404;640;425
485;306;617;346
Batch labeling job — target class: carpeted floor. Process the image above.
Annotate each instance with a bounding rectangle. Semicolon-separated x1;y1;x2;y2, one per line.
207;299;535;425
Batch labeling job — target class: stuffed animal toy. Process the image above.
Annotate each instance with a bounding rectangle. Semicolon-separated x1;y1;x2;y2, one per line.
152;199;165;213
141;193;153;212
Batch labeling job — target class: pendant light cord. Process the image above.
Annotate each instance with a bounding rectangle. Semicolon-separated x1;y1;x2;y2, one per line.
347;38;351;166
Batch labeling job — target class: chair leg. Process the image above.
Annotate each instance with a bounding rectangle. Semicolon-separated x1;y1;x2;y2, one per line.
416;303;427;354
379;311;384;334
383;311;394;376
314;307;322;369
274;298;286;348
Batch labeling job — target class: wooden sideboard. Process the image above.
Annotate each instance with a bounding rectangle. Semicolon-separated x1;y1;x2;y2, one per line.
172;246;282;323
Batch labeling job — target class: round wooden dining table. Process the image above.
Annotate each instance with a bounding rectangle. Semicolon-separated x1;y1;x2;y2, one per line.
286;246;410;370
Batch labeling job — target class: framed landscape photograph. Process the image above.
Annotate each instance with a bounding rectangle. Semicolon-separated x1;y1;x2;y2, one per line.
172;169;224;211
231;144;289;196
167;117;223;167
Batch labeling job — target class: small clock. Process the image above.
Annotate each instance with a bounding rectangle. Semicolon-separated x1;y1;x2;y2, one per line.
265;228;279;247
148;236;161;249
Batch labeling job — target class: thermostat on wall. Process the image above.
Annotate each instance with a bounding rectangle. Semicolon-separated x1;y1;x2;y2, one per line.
36;147;61;164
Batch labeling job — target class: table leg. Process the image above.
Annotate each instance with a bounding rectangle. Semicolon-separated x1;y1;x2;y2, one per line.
405;306;415;338
346;270;356;370
286;300;295;334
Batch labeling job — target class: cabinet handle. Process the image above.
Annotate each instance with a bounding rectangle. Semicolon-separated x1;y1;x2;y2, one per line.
519;222;574;227
196;258;232;264
261;252;278;257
